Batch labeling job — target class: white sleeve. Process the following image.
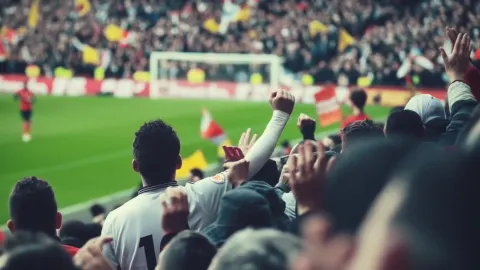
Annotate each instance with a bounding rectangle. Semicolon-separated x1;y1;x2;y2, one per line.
245;110;290;179
101;216;120;268
185;172;232;231
282;192;297;220
448;81;476;111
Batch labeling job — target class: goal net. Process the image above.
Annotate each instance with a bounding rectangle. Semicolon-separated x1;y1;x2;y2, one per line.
149;52;283;100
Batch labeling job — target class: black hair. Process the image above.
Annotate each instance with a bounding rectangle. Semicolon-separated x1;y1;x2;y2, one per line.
133;120;180;185
281;140;291;148
2;231;78;270
385;110;424;139
190;168;204;179
161;231;216;270
9;177;58;238
390;106;404;115
59;221;102;247
250;159;280;187
349;89;367;110
89;204;106;217
328;134;342;146
341;120;384;148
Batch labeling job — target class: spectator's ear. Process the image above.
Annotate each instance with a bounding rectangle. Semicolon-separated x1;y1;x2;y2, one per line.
7;220;15;233
56;212;62;230
176;155;182;170
132;159;140;173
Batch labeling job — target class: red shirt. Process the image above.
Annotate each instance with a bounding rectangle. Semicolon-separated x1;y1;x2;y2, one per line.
342;113;370;128
63;244;79;256
16;89;34;111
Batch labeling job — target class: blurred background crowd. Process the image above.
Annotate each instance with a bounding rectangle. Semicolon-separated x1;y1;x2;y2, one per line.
1;0;480;87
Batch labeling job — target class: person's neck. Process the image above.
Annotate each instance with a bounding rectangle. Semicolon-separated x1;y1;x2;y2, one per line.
142;175;176;187
352;107;364;116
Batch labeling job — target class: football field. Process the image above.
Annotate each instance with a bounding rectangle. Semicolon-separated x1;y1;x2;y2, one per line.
0;94;390;223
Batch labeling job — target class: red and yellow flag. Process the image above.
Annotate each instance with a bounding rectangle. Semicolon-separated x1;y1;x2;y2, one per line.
314;85;342;127
200;109;232;157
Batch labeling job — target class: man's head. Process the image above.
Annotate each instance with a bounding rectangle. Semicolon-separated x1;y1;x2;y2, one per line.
384;110;424;139
349;89;367;111
0;231;77;270
209;229;302;270
133;120;181;185
189;168;204;183
8;177;61;238
350;147;480;270
341;120;384;150
156;231;216;270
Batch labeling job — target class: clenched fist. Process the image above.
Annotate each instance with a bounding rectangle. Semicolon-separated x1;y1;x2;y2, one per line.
269;90;295;114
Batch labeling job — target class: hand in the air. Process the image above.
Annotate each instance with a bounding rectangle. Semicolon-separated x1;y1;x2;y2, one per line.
269;90;295;114
440;32;473;82
238;128;257;155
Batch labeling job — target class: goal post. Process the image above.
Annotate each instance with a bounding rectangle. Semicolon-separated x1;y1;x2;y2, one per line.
149;52;283;99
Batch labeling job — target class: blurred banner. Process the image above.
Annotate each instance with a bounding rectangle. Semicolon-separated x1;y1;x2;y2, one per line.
28;0;40;28
314;84;343;127
176;150;208;179
0;75;447;107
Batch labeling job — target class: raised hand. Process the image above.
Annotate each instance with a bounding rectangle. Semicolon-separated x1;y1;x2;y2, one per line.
74;236;114;270
289;140;328;215
269;90;295;114
440;32;473;82
161;187;190;234
238;128;258;155
297;113;316;140
225;159;250;187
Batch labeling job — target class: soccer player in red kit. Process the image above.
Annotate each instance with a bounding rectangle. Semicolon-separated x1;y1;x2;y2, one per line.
15;82;35;142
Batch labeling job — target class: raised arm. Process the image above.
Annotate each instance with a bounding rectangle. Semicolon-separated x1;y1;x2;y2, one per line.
244;90;295;179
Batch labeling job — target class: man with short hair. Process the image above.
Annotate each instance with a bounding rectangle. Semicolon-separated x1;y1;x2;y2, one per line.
0;231;78;270
102;91;295;270
342;89;369;128
188;168;204;183
7;177;79;256
156;231;216;270
341;120;384;150
209;229;302;270
384;110;424;139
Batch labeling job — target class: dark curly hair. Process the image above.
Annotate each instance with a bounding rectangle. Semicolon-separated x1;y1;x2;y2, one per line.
133;120;180;185
349;89;367;110
9;177;58;238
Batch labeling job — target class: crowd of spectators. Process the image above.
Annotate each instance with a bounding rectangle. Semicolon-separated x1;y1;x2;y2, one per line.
1;26;480;270
1;0;480;87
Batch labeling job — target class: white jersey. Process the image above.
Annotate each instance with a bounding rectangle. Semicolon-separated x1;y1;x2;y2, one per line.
102;172;231;270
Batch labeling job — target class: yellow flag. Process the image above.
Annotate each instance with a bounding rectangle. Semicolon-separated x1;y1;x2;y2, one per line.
82;46;99;65
217;138;232;158
104;24;124;42
28;0;40;28
235;8;250;22
309;20;328;36
203;18;220;33
76;0;91;17
338;28;356;52
176;150;208;179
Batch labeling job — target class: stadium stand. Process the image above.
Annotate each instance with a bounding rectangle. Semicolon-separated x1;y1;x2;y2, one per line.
1;1;480;270
1;0;479;87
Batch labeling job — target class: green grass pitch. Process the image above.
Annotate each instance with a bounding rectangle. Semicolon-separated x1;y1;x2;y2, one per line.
0;94;391;223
